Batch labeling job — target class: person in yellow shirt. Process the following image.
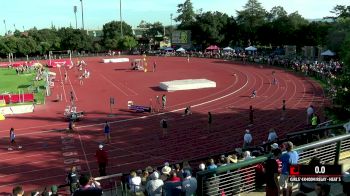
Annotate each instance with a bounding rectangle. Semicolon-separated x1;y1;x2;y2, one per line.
311;114;318;128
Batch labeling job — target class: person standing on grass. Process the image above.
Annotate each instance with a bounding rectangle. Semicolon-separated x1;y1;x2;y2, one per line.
281;99;286;121
208;112;212;132
95;144;108;176
103;121;111;143
162;94;167;110
8;128;22;150
249;105;254;126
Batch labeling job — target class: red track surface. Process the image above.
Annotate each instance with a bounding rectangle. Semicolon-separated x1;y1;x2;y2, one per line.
0;56;326;193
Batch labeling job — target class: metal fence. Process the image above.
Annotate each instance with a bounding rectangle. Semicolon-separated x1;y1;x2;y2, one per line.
196;130;350;196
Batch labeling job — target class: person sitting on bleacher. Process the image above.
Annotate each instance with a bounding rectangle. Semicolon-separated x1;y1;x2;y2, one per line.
73;174;102;196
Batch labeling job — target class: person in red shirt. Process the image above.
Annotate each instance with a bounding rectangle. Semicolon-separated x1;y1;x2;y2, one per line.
95;144;108;176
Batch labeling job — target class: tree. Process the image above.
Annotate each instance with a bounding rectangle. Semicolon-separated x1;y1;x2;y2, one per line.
268;6;287;21
330;5;350;18
119;36;137;50
175;0;196;29
191;11;234;47
236;0;267;44
102;21;133;49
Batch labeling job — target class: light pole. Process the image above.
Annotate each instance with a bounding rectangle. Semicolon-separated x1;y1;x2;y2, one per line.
74;6;78;29
3;20;7;35
120;0;123;38
80;0;84;30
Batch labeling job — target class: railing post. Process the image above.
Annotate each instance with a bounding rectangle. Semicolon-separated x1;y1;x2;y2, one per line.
196;173;203;196
335;141;342;165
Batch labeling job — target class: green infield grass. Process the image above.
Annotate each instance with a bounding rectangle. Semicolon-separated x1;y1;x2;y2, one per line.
0;68;46;105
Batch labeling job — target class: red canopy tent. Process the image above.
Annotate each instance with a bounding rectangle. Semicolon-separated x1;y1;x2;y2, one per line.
206;45;220;50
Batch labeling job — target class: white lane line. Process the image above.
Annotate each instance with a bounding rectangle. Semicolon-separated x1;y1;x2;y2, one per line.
100;74;129;96
66;67;78;102
77;129;92;176
8;76;248;137
58;67;67;102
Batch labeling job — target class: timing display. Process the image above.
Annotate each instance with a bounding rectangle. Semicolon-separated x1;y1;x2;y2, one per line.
289;165;342;182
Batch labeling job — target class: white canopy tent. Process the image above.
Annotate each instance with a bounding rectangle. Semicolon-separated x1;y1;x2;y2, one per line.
245;46;257;51
223;46;234;51
321;50;335;56
176;47;186;53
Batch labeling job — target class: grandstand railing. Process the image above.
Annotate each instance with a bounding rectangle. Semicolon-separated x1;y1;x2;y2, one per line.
196;130;350;196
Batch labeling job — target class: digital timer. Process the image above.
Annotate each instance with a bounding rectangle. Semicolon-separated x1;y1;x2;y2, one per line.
289;165;342;182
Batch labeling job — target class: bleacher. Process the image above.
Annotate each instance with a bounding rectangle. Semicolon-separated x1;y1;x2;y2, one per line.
89;122;350;196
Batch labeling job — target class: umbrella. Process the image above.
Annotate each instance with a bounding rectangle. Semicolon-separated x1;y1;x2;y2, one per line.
176;47;186;52
206;45;220;50
164;47;174;51
321;50;335;56
223;47;234;51
245;46;257;51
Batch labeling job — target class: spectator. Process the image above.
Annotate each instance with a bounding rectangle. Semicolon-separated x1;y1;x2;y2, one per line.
67;166;79;194
163;171;182;196
279;144;291;196
103;121;111;143
287;141;299;165
243;151;255;160
208;112;212;132
160;119;168;137
161;166;171;181
174;164;184;180
207;158;217;170
95;144;108;176
182;170;197;196
141;170;149;189
307;105;314;125
12;186;24;196
267;129;278;143
146;171;164;196
265;148;281;196
129;171;143;195
50;185;59;196
73;174;102;196
311;113;319;128
198;163;206;171
182;161;192;173
183;106;192;116
243;129;252;149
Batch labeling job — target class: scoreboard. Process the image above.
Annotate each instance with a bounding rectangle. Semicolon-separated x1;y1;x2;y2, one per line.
171;31;191;45
289;165;342;182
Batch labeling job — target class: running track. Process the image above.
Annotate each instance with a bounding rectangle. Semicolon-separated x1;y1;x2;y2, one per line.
0;56;326;193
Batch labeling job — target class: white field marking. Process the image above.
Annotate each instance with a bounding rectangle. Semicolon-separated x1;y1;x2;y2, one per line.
58;66;67;102
9;75;248;137
78;130;92;176
100;74;129;96
66;67;78;101
0;174;66;188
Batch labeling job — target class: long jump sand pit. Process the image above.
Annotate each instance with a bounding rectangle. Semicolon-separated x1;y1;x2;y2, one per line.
159;79;216;91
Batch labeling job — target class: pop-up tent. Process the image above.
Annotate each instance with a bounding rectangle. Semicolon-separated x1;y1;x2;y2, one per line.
206;45;220;50
245;46;257;51
176;47;186;53
321;50;335;56
223;46;234;51
164;47;174;51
